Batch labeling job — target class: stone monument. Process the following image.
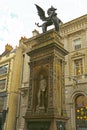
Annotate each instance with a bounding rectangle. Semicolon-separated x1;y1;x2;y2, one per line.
25;29;68;130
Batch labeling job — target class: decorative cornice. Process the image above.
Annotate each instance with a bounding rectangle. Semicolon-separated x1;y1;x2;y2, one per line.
0;55;15;64
60;14;87;36
24;29;63;48
71;52;85;59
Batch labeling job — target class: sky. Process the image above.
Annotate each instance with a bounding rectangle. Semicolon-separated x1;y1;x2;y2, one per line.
0;0;87;54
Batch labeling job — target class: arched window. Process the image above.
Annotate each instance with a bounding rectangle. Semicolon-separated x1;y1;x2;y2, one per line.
75;95;87;130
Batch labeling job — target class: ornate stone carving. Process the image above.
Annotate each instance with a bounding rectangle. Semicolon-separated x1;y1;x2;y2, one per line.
71;52;85;59
60;15;87;36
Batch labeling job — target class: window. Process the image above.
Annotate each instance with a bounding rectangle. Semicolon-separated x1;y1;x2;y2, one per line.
0;97;4;112
0;79;6;90
73;38;81;50
75;95;87;129
74;59;83;75
0;64;8;76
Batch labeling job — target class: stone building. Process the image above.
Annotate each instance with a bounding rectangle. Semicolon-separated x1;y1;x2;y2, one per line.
60;14;87;130
0;44;23;130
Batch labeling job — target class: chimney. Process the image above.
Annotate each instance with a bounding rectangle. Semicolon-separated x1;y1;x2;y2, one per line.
32;29;39;36
20;36;27;42
5;44;13;51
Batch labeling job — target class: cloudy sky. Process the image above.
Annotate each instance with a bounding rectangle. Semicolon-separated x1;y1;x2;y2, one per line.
0;0;87;54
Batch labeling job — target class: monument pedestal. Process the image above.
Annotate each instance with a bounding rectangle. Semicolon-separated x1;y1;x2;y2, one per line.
25;30;68;130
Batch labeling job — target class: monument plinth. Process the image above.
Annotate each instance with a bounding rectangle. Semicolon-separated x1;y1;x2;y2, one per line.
25;29;68;130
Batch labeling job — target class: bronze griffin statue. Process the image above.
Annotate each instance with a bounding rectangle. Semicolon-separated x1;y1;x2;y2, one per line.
35;4;62;33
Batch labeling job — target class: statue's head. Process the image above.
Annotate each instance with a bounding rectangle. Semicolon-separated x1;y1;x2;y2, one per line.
47;6;57;15
50;6;57;11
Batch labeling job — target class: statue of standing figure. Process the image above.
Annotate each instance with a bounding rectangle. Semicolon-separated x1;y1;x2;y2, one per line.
35;4;62;33
37;75;47;108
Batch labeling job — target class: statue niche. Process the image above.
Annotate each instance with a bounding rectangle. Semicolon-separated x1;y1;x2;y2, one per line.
37;74;47;108
35;4;62;33
35;71;48;112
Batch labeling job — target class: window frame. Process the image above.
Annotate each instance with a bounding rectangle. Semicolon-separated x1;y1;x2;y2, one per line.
0;64;9;76
73;38;81;51
74;58;83;76
0;78;7;92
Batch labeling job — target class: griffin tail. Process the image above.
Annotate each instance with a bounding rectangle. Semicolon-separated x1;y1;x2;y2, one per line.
35;22;42;27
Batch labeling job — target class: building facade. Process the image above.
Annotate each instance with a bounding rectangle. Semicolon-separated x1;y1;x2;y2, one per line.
60;14;87;130
0;44;23;130
16;15;87;130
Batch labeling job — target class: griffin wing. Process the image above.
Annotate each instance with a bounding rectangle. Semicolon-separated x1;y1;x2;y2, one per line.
35;4;47;21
